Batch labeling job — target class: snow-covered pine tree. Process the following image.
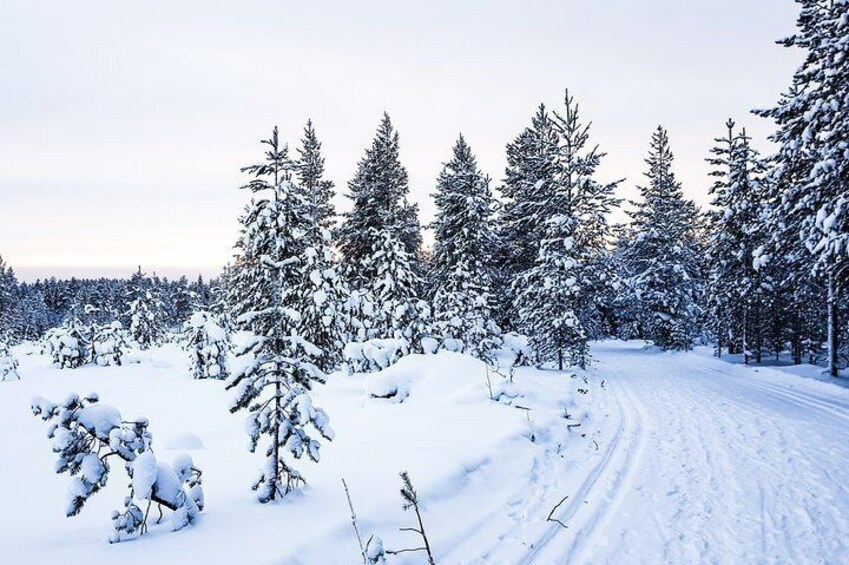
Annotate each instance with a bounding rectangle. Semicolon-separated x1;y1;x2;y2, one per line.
0;339;19;381
550;92;622;340
0;256;22;343
228;127;334;502
31;393;204;542
337;113;420;287
44;320;90;369
185;311;230;380
296;120;336;231
497;105;560;325
755;0;849;376
620;127;702;350
367;226;424;350
125;268;165;350
90;321;129;366
512;92;621;367
295;223;349;372
429;135;501;360
515;214;587;369
705;120;771;362
293;119;349;372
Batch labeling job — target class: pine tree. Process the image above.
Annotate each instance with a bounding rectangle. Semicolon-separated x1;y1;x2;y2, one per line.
90;321;129;367
0;339;19;381
185;312;230;379
338;113;419;286
296;120;336;231
510;92;621;367
31;393;203;542
620;127;702;350
515;214;587;369
228;127;334;502
295;223;349;372
429;135;501;360
125;268;165;350
367;227;424;348
755;0;849;376
705;120;771;362
498;105;560;305
0;256;22;343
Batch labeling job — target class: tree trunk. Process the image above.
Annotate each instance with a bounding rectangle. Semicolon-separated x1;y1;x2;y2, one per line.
828;271;839;378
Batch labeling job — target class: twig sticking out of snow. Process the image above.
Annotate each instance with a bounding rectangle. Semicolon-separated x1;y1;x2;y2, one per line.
546;495;570;529
342;478;367;564
386;472;436;564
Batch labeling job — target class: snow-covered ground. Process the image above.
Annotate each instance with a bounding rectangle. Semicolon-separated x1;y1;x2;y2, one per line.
2;340;848;563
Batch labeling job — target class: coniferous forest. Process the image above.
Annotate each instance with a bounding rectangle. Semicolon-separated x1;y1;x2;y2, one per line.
1;1;849;562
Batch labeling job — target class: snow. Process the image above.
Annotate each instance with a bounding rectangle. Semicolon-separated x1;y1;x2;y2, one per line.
77;404;122;441
131;452;158;501
3;340;849;562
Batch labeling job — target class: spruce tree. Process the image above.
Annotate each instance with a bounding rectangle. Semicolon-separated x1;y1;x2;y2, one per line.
338;113;420;286
620;127;702;350
498;105;560;300
228;127;334;502
755;0;849;376
125;268;165;350
366;227;424;348
429;135;501;360
511;92;621;367
705;120;770;362
0;339;19;381
296;120;336;231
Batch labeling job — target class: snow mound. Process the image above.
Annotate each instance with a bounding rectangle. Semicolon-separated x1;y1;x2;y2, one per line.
78;404;122;440
364;371;412;402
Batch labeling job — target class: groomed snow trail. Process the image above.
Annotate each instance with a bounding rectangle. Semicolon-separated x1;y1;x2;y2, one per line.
560;341;849;564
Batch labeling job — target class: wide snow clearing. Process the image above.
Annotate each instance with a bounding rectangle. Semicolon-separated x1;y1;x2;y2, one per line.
1;340;848;563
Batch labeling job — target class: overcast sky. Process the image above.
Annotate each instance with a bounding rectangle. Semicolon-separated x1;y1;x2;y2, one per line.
1;0;802;281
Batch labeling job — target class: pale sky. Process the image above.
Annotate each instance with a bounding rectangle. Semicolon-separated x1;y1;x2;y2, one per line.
1;0;802;282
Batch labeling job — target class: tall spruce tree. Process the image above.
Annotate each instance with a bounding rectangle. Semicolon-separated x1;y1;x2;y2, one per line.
338;114;420;287
429;135;501;359
755;0;849;376
621;127;702;350
498;105;560;308
513;92;620;368
705;120;771;362
228;127;334;502
296;120;336;231
125;268;165;350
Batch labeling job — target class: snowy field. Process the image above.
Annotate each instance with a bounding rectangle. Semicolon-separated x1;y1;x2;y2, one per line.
2;340;848;564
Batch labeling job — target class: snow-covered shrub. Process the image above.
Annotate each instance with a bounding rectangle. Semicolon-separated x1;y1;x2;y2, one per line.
43;323;89;369
0;340;19;381
90;321;129;366
344;338;409;374
366;536;386;565
31;393;204;542
184;311;230;380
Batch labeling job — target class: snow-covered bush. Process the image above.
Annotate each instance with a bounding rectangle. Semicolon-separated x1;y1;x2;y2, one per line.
344;338;409;374
184;311;230;380
0;340;19;381
366;536;387;565
31;393;204;542
43;323;89;369
90;321;129;367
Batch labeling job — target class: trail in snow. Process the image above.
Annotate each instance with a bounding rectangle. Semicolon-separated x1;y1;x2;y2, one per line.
564;341;849;564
